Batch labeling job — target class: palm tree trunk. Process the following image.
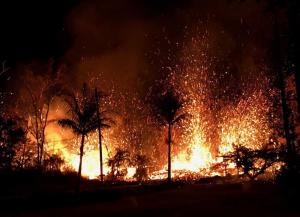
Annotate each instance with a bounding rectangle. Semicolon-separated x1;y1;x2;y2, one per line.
77;134;85;192
95;88;104;183
98;128;103;182
168;123;172;183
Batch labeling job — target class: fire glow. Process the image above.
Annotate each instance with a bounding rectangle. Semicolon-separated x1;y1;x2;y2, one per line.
45;79;273;180
43;34;275;181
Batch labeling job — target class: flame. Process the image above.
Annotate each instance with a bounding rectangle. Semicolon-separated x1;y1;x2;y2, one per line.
171;114;213;173
45;127;110;179
68;150;107;179
126;167;137;180
218;90;272;155
172;145;212;172
45;86;274;180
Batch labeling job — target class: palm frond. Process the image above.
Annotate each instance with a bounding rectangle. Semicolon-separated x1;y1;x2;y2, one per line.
100;123;111;129
58;119;81;134
172;113;190;125
100;117;115;126
154;89;185;125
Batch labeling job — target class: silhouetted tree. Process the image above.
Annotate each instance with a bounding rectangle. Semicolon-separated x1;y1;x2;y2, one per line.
22;66;62;168
273;9;296;170
13;139;35;169
154;90;186;183
58;84;98;191
223;143;282;180
132;154;149;181
107;149;130;181
262;0;297;170
0;116;26;170
44;154;64;172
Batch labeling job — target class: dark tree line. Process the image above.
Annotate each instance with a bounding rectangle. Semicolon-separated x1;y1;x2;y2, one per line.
269;0;300;180
0;116;26;171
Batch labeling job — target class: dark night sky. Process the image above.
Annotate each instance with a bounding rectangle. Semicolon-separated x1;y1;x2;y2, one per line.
0;0;189;64
0;0;79;62
0;0;298;97
0;0;275;65
0;0;279;94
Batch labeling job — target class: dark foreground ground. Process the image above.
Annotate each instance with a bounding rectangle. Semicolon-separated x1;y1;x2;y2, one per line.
2;182;300;217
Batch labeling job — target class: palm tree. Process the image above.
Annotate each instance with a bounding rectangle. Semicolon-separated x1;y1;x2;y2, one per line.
58;84;98;191
155;90;186;183
94;88;114;183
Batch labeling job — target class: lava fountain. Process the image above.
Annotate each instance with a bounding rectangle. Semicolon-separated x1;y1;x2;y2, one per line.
43;32;276;180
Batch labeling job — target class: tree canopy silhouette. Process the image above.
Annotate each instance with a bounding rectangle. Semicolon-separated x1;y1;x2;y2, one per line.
58;84;99;191
153;89;186;183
